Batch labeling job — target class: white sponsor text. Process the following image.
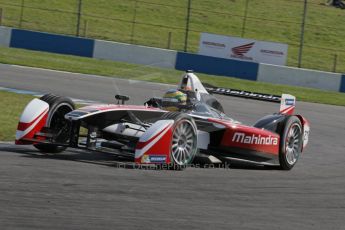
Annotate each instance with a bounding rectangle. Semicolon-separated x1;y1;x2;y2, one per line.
232;132;278;145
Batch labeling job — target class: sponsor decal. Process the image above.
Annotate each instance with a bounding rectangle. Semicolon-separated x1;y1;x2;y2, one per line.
260;49;284;56
66;110;90;117
199;33;288;65
285;98;295;106
141;155;150;163
230;42;255;60
304;130;309;142
232;132;278;145
303;126;310;147
214;88;281;102
202;41;226;48
141;155;167;163
149;155;167;163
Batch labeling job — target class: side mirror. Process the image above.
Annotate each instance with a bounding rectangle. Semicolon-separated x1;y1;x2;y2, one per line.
115;94;130;104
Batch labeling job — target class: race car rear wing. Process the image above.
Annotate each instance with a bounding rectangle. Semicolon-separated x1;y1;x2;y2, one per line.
205;85;281;103
205;85;296;114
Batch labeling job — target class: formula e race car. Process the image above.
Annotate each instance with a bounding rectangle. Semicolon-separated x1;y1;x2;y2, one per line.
15;71;310;170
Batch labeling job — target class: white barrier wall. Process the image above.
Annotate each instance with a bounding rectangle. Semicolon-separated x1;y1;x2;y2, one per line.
93;40;177;69
258;63;342;92
0;26;12;47
1;26;344;93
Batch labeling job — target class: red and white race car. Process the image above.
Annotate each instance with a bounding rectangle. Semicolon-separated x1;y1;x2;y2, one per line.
15;72;310;170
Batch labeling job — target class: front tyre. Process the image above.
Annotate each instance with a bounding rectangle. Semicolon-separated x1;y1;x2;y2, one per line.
161;112;198;169
279;116;303;170
34;94;75;153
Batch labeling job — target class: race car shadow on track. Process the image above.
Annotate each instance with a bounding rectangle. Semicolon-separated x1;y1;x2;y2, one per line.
0;145;279;171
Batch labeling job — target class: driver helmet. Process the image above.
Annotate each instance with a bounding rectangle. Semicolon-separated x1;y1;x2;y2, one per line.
162;89;187;111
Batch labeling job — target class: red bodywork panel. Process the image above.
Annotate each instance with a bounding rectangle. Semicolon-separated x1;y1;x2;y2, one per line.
135;122;174;164
208;118;280;155
15;109;48;145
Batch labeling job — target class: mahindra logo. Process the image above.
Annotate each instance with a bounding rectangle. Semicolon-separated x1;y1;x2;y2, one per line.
231;42;255;56
232;132;278;145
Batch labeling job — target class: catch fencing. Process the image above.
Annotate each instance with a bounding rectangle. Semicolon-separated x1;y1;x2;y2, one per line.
0;0;344;72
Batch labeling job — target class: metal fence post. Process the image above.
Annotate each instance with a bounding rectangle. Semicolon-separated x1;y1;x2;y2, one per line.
83;19;88;37
333;54;338;72
298;0;307;68
184;0;191;52
0;8;3;26
241;0;249;37
167;32;172;49
76;0;82;36
19;0;24;28
130;0;138;44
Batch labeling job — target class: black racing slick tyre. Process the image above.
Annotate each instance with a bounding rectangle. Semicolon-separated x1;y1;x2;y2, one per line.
34;94;75;153
161;112;198;170
279;116;303;170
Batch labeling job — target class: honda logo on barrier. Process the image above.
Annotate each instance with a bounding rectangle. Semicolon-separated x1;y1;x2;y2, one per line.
230;42;255;60
231;42;254;56
199;33;288;65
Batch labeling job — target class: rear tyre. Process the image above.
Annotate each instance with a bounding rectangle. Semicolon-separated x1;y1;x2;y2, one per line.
161;112;198;170
34;94;75;153
279;116;303;170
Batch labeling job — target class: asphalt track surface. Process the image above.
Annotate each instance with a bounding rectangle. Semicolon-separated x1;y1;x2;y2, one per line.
0;64;345;230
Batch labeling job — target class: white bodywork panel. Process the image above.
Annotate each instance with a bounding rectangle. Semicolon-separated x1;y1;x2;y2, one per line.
103;123;146;138
18;99;49;123
197;130;210;150
178;72;209;101
303;123;310;148
16;99;49;140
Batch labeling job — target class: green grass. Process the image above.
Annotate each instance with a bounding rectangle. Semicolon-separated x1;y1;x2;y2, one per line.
0;90;34;141
0;0;344;72
1;46;345;107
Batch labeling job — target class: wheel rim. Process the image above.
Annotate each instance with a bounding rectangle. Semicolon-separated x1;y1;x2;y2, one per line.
285;123;302;165
50;104;73;143
171;120;197;166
